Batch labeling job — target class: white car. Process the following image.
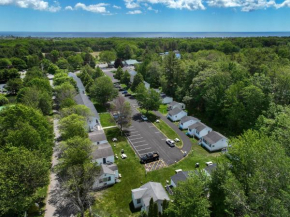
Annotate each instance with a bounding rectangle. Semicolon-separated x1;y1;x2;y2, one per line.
141;115;148;121
174;138;180;142
121;154;127;159
206;161;213;166
112;138;117;142
166;139;175;147
156;119;160;123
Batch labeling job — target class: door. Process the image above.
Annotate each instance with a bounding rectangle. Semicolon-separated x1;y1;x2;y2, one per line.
103;158;106;164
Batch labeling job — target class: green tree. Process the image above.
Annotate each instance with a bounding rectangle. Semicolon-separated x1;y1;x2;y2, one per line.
99;50;116;63
146;61;162;88
60;105;92;119
0;58;12;69
0;94;9;106
0;147;49;216
131;73;144;91
59;114;88;140
112;96;132;133
68;54;84;69
135;83;161;114
121;70;131;86
47;63;60;75
114;66;124;80
10;57;27;70
6;78;23;94
56;57;70;69
166;174;210;217
89;76;118;105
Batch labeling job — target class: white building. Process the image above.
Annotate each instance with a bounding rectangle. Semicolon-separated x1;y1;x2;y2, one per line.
187;122;212;139
132;182;170;214
170;171;189;188
167;101;186;111
200;131;228;152
167;108;187;122
89;130;108;145
161;94;173;104
179;116;200;130
93;163;119;189
92;143;115;165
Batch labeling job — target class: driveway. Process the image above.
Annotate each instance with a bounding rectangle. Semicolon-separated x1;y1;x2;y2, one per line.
103;68;184;166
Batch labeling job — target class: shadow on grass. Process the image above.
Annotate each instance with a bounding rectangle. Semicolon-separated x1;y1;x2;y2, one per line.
93;102;108;113
129;201;141;213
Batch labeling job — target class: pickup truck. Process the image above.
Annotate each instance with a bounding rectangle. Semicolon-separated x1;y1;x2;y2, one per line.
140;152;159;164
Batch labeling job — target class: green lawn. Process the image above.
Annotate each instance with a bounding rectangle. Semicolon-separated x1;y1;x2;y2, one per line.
154;120;182;148
158;104;168;115
120;84;127;89
100;113;116;128
93;128;220;217
92;102;107;113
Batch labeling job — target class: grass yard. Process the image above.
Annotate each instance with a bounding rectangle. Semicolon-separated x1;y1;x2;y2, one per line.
154;120;182;148
158;104;168;115
93;128;220;217
100;113;116;128
92;102;107;113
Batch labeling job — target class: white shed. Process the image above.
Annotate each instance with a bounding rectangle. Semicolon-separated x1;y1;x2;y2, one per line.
179;116;201;130
167;101;186;111
167;108;187;122
201;131;228;152
161;94;173;104
93;163;118;189
187;122;212;139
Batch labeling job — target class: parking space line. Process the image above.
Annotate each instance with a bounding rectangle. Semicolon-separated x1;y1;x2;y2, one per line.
130;137;143;141
130;131;138;133
132;140;146;144
155;131;161;133
134;144;148;147
129;134;141;137
137;147;152;152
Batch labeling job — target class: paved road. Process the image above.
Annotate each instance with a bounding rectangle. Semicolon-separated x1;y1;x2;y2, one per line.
103;68;184;165
154;111;192;154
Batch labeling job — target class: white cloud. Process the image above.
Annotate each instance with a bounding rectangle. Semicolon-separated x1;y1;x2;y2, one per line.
125;0;140;8
0;0;61;12
207;0;277;11
125;0;206;10
65;5;73;10
127;9;142;14
147;5;158;12
276;0;290;8
113;5;121;9
74;2;109;13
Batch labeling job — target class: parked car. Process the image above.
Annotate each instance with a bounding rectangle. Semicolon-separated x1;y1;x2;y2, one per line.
174;138;180;142
166;139;175;147
122;91;128;94
112;138;117;142
119;88;125;91
140;152;159;164
141;115;148;121
206;161;213;166
156;119;160;123
125;93;131;97
121;154;127;159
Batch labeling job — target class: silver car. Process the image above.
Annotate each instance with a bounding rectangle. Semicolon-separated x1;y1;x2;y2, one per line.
166;139;175;147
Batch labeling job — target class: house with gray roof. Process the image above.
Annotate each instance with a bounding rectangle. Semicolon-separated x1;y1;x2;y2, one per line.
160;93;173;104
125;59;141;66
167;107;187;122
204;163;217;176
132;182;170;214
179;116;201;130
93;163;119;189
129;70;138;83
167;101;185;111
92;143;115;165
187;122;212;139
89;130;108;145
201;131;228;152
170;171;189;187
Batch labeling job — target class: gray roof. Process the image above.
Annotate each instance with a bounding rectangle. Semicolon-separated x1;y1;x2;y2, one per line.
171;171;189;186
129;70;137;76
169;101;179;106
126;59;140;65
168;107;183;116
89;130;107;143
132;182;170;207
101;163;118;175
92;143;114;160
180;116;200;124
74;94;99;119
68;72;85;93
188;122;209;131
203;131;226;145
204;164;217;175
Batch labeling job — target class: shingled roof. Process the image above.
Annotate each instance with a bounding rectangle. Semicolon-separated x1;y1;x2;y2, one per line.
92;143;114;160
180;116;200;124
188;122;209;132
171;171;189;186
168;107;183;116
203;131;226;145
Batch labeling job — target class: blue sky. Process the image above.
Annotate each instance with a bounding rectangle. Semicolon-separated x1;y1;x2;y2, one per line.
0;0;290;32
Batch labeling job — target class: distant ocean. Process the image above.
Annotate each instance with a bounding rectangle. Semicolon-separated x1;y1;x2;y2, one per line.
1;32;290;38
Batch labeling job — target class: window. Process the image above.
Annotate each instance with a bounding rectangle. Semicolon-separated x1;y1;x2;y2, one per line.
137;199;141;204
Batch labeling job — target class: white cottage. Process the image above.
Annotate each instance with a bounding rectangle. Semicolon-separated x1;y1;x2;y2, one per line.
167;101;186;111
187;122;212;139
179;116;200;130
92;143;115;165
89;130;108;145
200;131;228;152
160;93;173;104
93;163;118;189
132;182;170;214
167;108;187;122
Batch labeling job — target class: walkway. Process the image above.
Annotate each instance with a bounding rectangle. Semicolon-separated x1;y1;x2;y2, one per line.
153;111;192;154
